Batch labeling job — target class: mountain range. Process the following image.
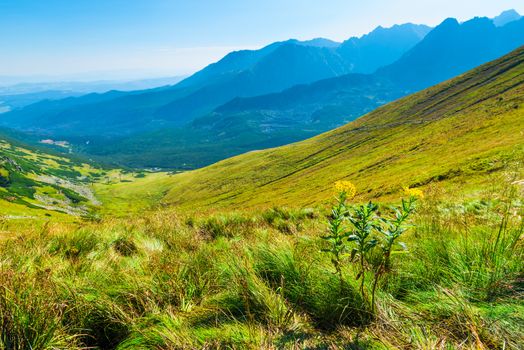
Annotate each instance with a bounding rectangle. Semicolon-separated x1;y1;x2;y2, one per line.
0;76;186;113
1;10;523;169
0;23;430;138
377;15;524;89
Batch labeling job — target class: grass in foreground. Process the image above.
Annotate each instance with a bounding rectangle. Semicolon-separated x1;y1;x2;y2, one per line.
0;180;522;349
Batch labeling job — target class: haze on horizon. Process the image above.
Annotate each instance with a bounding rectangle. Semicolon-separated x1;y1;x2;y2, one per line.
1;0;523;83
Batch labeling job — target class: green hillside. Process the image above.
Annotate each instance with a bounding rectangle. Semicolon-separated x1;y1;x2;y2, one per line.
107;46;524;213
0;137;112;219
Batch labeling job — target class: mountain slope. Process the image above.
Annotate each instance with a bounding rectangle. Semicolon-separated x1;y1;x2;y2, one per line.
106;46;524;212
0;135;112;218
493;9;521;27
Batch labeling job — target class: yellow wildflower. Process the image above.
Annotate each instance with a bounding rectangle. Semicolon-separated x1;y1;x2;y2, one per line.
404;187;424;199
334;181;357;198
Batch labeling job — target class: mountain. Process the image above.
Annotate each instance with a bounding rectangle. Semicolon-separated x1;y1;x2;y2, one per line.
493;9;521;27
337;23;430;73
378;16;524;89
0;91;84;113
90;15;524;169
87;74;402;169
0;76;187;113
0;90;139;137
0;24;430;140
153;42;352;124
108;46;524;211
202;74;398;130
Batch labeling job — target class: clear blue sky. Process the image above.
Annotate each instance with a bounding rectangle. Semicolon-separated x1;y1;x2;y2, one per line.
1;0;523;81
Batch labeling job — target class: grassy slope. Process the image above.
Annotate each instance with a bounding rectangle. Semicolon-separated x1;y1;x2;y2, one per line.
0;137;115;219
137;46;523;212
94;172;175;216
1;196;522;348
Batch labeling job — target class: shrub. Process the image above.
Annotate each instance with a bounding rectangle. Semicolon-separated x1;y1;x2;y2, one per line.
198;214;255;239
253;244;369;329
66;293;132;349
322;182;419;311
0;272;78;349
113;236;138;257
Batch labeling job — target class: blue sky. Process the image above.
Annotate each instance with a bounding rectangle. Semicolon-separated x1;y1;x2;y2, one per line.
1;0;523;81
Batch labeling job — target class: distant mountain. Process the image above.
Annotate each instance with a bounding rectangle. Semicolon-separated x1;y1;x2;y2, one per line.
0;76;186;116
0;91;86;113
0;76;186;95
0;90;141;136
337;24;430;73
0;23;430;139
493;9;521;27
154;42;352;124
377;16;524;89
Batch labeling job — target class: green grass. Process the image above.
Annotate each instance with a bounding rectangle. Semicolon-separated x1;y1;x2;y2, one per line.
93;171;175;216
0;139;111;219
0;185;522;349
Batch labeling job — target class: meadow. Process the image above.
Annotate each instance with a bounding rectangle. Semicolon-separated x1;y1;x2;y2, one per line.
1;174;522;349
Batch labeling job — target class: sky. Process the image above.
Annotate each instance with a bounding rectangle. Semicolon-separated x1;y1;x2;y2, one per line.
1;0;523;82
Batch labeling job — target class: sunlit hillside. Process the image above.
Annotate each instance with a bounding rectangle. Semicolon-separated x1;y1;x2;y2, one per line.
0;137;107;219
103;46;524;213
